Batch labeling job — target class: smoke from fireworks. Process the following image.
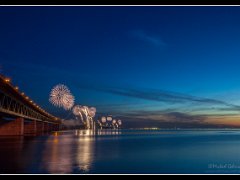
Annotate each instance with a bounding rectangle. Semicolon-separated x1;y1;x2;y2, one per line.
49;84;75;110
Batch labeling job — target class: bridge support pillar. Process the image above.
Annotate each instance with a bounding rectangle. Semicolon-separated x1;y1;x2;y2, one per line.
56;124;60;131
0;118;24;136
48;123;52;132
24;120;37;135
44;122;49;132
52;123;55;131
52;124;56;131
52;124;59;131
50;123;54;131
36;121;44;134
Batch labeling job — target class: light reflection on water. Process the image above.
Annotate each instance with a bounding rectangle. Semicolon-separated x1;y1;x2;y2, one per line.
1;130;240;174
41;129;122;174
76;130;94;172
42;132;74;174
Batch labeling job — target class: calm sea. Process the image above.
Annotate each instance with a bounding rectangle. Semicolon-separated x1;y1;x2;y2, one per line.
0;129;240;174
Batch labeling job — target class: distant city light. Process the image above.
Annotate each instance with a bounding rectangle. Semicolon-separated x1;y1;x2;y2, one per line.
4;78;11;83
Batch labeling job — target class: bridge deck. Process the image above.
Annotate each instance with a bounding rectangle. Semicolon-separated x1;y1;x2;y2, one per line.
0;74;61;124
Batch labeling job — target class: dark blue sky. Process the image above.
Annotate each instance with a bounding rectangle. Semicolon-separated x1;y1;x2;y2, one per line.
1;6;240;128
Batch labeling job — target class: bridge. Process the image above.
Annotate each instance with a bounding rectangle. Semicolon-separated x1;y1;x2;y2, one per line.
0;74;62;136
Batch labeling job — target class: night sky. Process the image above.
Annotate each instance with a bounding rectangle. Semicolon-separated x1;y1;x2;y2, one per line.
1;6;240;128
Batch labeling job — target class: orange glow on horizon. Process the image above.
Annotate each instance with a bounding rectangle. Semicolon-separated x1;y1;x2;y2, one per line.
204;115;240;127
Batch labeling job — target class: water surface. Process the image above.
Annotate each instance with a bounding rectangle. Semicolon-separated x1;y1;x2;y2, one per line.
0;129;240;174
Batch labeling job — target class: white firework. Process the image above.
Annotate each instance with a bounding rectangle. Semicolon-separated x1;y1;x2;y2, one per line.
73;105;85;123
88;107;96;118
79;106;90;129
117;120;122;126
101;117;106;123
62;94;75;110
49;84;70;107
49;84;75;110
73;105;82;115
72;105;96;129
107;116;112;121
82;106;89;116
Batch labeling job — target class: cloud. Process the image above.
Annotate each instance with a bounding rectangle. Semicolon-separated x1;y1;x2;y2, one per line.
163;112;206;123
117;115;230;129
116;110;240;128
2;51;240;128
118;109;206;123
130;30;166;46
77;83;240;111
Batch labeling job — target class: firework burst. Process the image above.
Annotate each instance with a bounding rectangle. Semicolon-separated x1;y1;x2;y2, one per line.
101;117;106;123
62;94;75;110
49;84;74;110
88;107;96;118
117;120;122;126
107;116;112;122
73;105;82;116
112;119;117;124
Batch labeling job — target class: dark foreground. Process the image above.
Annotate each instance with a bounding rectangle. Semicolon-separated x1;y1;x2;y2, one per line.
0;129;240;174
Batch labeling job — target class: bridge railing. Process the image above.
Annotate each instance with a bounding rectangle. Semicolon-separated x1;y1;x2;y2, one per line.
0;74;61;123
0;90;55;122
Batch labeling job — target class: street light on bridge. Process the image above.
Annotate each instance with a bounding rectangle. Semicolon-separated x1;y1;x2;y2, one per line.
0;74;60;123
4;77;11;83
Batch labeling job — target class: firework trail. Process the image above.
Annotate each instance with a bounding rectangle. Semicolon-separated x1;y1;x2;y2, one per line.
73;105;85;124
88;107;96;129
82;106;90;129
50;84;98;129
79;106;97;129
79;111;84;124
